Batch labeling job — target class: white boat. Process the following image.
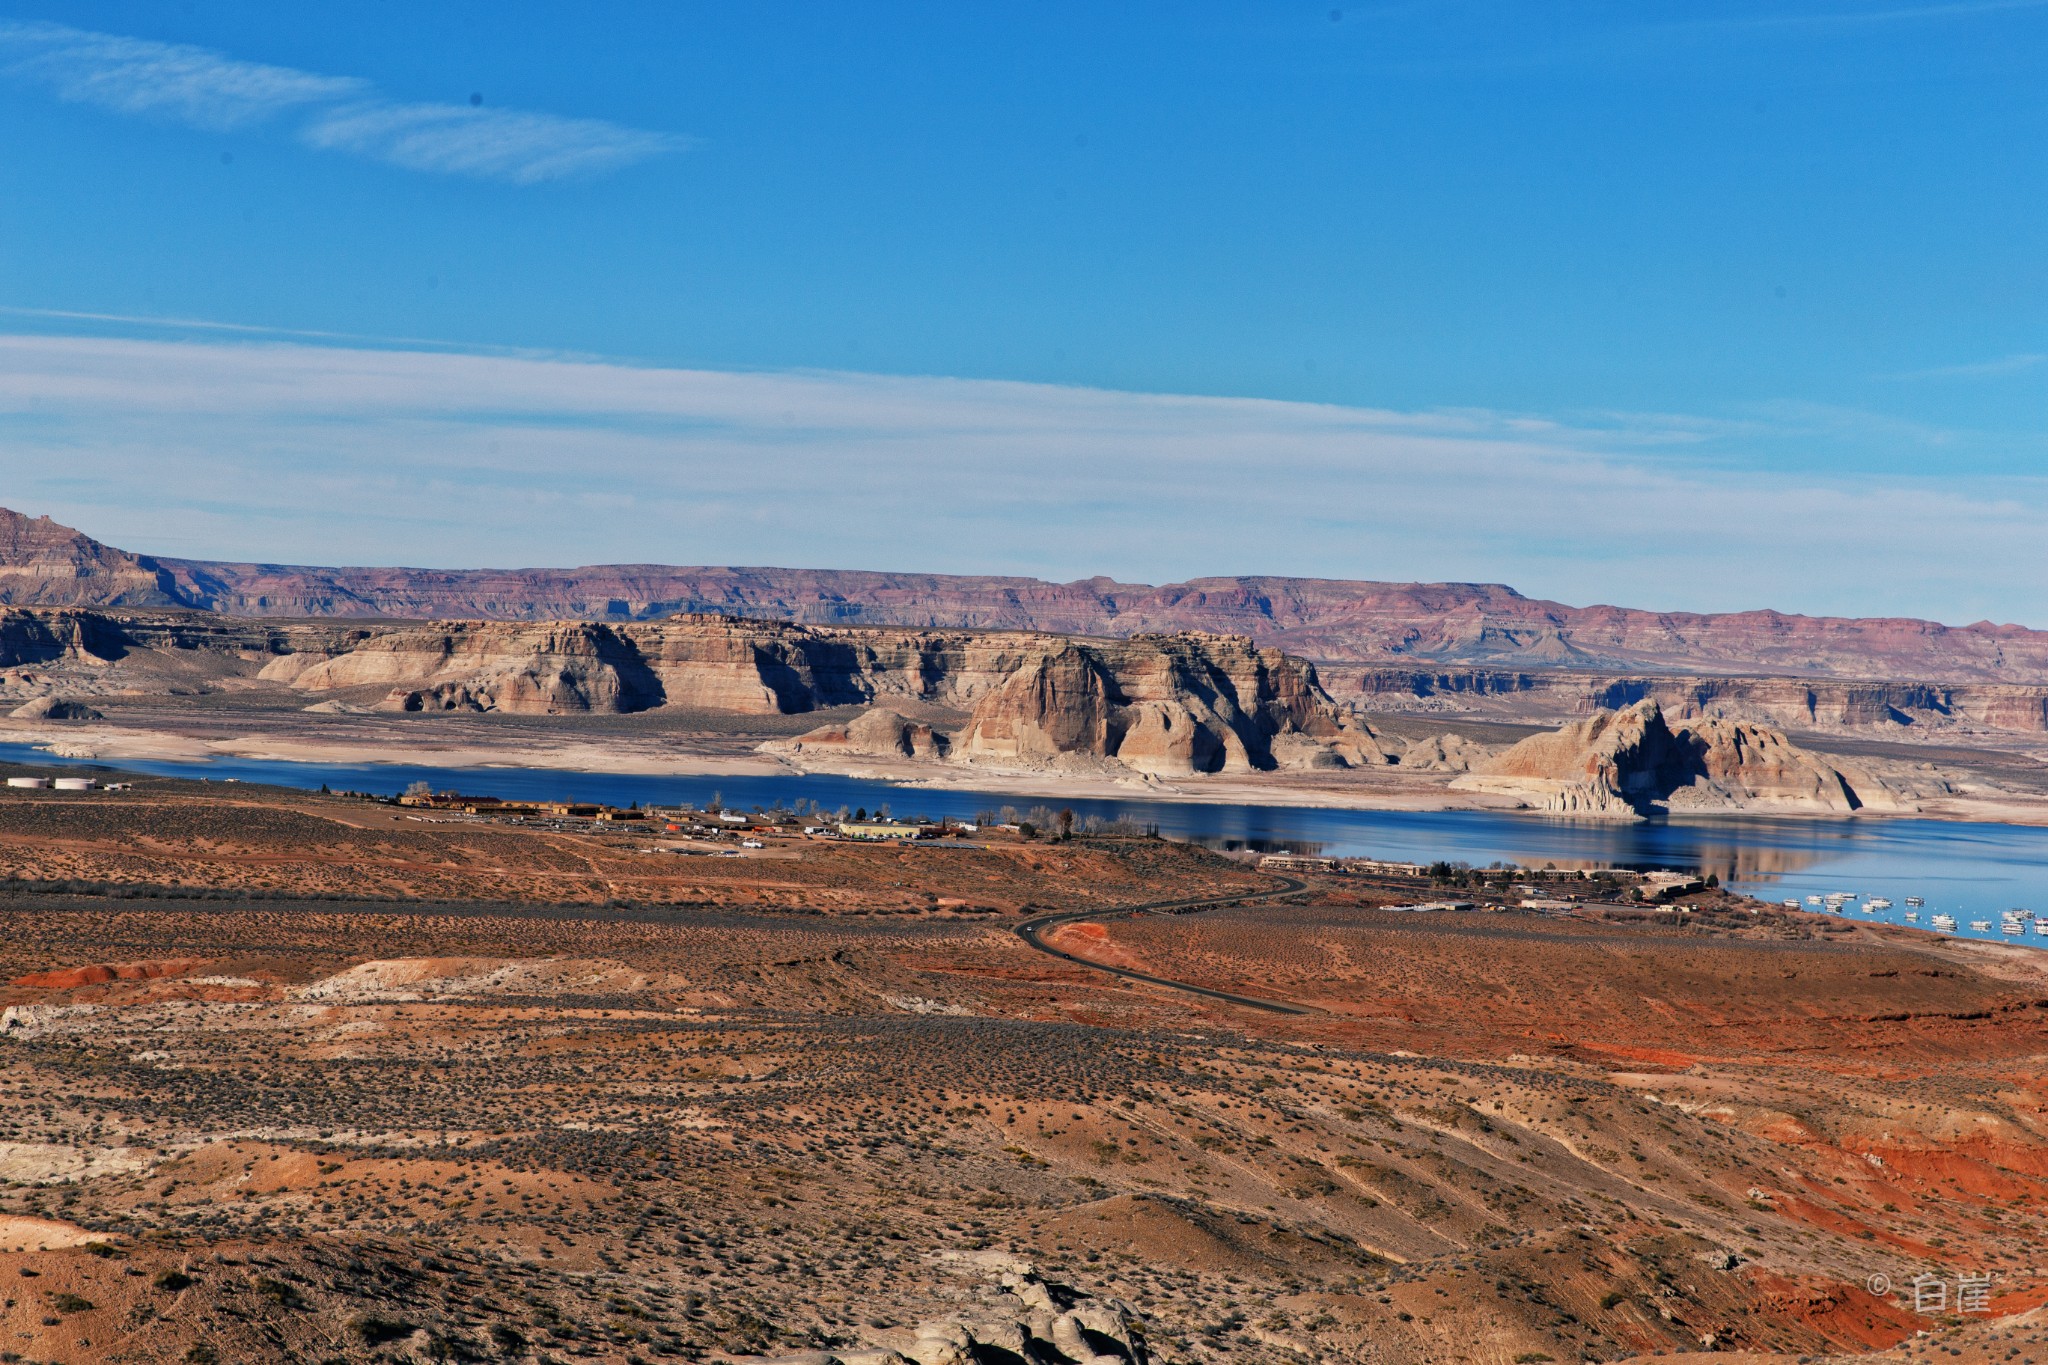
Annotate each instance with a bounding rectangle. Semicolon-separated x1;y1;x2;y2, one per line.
1805;895;1823;906
1781;899;1801;910
1866;897;1892;910
2004;921;2026;935
2036;921;2048;936
1969;920;1994;932
1905;897;1925;908
1933;915;1957;931
1905;911;1919;922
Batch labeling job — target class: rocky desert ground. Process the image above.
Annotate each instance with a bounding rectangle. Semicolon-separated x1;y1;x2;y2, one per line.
0;773;2041;1364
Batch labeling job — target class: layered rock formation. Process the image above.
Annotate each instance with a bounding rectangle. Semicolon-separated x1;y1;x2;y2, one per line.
158;563;2048;684
1452;700;1889;819
9;506;2048;685
1348;666;2048;735
1396;732;1495;772
258;618;1037;717
952;633;1391;777
258;618;1388;777
0;510;183;609
7;696;102;721
777;708;953;761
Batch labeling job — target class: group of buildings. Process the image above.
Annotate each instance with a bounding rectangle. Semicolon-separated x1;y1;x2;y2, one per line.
394;789;974;843
1256;851;1707;911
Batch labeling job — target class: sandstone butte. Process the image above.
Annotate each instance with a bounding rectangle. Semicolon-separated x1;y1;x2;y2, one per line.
0;594;1394;779
1451;698;1896;820
8;506;2048;685
257;617;1394;780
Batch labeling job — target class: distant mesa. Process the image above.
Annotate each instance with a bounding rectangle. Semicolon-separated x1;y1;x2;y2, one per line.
0;509;185;610
4;506;2047;684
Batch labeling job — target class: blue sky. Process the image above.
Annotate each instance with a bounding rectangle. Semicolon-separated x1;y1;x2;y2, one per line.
1;2;2045;622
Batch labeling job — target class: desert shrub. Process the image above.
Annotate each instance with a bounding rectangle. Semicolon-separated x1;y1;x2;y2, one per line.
351;1315;416;1346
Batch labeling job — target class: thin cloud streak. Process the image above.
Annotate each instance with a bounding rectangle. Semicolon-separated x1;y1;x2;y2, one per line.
0;21;677;182
302;103;683;185
0;21;361;129
1;331;2044;624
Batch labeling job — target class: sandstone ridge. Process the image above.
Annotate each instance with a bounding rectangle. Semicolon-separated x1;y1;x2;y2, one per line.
10;507;2048;684
243;616;1386;778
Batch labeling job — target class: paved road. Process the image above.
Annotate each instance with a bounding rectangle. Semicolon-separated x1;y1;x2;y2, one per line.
1013;874;1313;1015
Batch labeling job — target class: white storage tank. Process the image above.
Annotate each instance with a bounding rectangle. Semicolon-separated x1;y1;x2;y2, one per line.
5;776;50;789
52;777;94;791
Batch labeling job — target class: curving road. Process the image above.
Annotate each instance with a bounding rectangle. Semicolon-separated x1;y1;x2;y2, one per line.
1013;873;1314;1015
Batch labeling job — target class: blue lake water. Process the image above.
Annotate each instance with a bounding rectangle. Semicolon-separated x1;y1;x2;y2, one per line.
4;742;2045;949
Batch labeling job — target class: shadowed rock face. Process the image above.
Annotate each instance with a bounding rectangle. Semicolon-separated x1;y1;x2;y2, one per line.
151;562;2048;683
954;633;1390;777
229;613;1382;775
1455;700;1873;819
0;601;1385;769
262;618;1385;776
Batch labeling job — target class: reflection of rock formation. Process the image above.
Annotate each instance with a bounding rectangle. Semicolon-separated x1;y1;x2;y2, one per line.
1452;701;1908;820
1686;837;1837;888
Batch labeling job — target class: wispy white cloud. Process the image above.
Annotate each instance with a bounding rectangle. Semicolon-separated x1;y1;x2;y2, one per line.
0;330;2044;625
0;21;361;129
0;21;677;182
301;101;682;186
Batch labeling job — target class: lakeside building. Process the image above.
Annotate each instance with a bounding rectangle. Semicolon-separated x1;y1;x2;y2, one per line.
838;821;926;841
396;791;645;821
1346;858;1426;876
1258;853;1338;873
